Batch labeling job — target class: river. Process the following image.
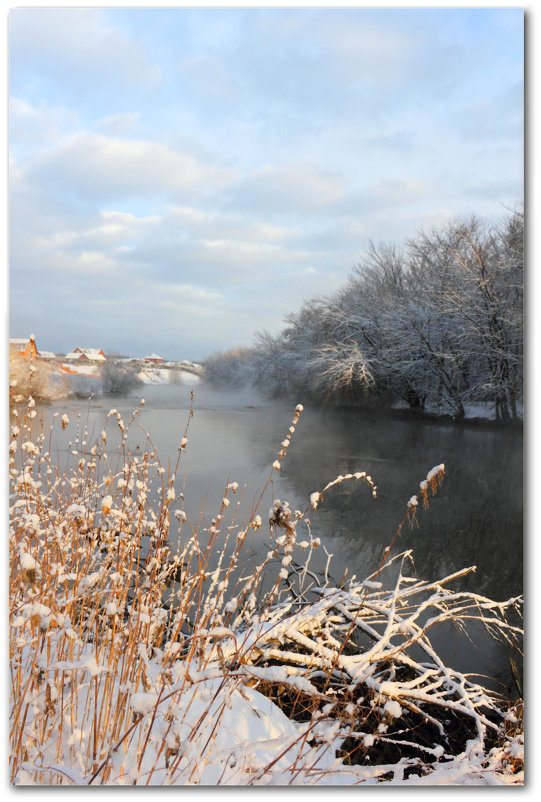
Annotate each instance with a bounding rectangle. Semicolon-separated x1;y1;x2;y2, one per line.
32;380;523;694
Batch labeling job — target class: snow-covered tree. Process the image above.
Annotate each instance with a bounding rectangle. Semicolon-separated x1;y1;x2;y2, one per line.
203;211;523;420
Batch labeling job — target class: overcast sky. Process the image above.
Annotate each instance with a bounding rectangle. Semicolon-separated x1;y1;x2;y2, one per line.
9;6;523;360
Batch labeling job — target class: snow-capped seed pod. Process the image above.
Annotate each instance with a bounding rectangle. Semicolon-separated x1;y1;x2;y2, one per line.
61;414;69;431
20;552;39;590
421;464;445;508
269;499;293;530
383;699;403;722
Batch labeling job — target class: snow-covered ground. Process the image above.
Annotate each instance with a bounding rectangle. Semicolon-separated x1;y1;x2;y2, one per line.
392;399;523;422
11;638;524;787
136;367;201;385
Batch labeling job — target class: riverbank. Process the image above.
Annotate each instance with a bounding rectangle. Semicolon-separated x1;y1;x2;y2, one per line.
9;396;523;786
9;357;202;404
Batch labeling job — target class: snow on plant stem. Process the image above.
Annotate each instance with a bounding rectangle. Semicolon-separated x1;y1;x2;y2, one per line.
8;397;523;786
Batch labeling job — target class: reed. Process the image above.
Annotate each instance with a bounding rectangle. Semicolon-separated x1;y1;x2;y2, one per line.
9;396;523;785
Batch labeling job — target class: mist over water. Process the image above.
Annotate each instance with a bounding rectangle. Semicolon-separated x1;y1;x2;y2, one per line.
35;381;523;692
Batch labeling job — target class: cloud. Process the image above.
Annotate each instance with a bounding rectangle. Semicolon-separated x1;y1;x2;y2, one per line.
21;132;234;203
367;178;432;208
322;16;420;85
227;163;348;216
95;113;141;137
9;8;161;99
168;206;301;245
9;182;356;358
9;97;80;150
8;8;523;358
452;89;524;143
179;54;240;102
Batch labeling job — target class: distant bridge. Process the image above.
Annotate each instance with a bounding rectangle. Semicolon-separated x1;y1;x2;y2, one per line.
168;363;206;379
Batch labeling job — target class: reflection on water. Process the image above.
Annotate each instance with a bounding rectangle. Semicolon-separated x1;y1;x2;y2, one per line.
34;382;523;693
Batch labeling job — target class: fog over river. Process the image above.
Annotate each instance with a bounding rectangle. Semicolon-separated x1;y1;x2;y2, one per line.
35;381;523;694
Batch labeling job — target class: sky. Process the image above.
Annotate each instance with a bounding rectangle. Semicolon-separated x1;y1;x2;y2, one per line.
8;5;524;360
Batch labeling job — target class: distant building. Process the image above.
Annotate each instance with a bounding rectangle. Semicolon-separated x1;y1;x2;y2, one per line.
37;350;57;360
9;335;38;360
65;347;107;362
143;353;164;364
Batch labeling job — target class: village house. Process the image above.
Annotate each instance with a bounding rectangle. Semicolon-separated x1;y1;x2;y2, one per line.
64;347;107;362
143;353;164;365
9;335;38;360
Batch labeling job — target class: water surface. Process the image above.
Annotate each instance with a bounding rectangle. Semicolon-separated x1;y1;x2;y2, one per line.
34;382;523;693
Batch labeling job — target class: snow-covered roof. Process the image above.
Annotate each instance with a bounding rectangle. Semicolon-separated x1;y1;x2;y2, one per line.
10;338;30;346
65;350;85;360
73;348;106;361
144;353;163;360
38;351;57;359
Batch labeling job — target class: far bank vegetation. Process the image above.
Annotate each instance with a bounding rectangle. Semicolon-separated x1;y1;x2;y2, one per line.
204;212;523;422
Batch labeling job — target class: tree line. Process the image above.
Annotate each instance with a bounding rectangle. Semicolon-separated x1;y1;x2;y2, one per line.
204;211;523;421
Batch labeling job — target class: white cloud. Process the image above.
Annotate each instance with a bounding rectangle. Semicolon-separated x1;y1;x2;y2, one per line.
95;113;141;137
168;205;301;244
8;8;523;358
10;8;161;93
9;97;80;149
229;162;348;215
24;132;235;202
323;18;417;84
369;178;432;207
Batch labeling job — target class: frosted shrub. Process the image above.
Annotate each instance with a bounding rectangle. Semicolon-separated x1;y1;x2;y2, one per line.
101;360;142;395
9;353;53;404
9;397;523;786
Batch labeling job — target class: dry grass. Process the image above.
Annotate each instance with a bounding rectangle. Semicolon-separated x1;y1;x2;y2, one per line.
9;396;523;785
9;354;57;404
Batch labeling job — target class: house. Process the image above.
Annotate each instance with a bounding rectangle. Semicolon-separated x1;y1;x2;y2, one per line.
37;350;57;360
65;347;107;362
9;335;38;360
143;353;164;364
